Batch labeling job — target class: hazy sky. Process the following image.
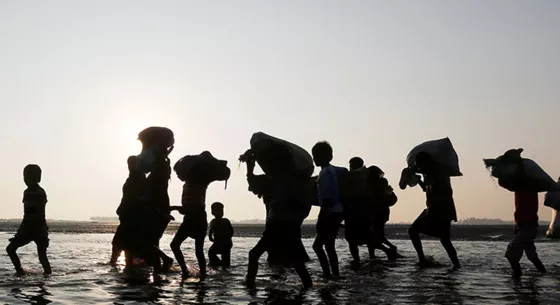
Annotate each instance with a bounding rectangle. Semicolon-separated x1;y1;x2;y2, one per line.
1;1;559;222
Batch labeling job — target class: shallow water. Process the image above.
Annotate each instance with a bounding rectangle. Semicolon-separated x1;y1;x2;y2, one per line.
0;233;559;304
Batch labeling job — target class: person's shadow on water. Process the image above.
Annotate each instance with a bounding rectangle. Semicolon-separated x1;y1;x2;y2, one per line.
10;285;52;305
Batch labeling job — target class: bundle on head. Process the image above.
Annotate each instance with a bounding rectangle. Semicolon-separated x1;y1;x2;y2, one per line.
174;151;231;186
138;127;175;153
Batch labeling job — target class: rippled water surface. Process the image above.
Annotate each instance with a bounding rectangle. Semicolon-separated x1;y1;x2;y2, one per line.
1;233;559;304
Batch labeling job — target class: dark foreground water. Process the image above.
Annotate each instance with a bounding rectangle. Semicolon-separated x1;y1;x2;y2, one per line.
0;232;559;305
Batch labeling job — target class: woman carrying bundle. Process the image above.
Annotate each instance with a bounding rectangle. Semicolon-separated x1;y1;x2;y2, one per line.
241;146;313;288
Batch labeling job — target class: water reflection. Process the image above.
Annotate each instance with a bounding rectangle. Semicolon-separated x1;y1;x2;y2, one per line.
10;285;52;305
511;276;540;305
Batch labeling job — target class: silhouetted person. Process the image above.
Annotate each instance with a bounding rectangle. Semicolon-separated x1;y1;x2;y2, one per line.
312;141;346;279
243;152;309;266
498;149;546;277
368;165;399;259
349;157;364;171
110;156;146;267
133;145;174;273
345;157;376;264
407;152;460;269
170;162;211;280
6;164;51;275
243;146;312;288
208;202;234;268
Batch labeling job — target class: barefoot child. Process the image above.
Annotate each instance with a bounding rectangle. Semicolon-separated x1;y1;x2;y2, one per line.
312;141;346;279
208;202;234;268
170;165;211;280
170;152;230;279
406;152;460;269
6;164;52;274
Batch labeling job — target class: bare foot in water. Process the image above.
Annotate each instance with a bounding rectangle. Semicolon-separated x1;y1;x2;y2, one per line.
162;257;174;273
416;256;438;268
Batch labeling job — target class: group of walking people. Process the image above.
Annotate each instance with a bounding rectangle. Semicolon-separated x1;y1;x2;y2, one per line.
4;128;551;288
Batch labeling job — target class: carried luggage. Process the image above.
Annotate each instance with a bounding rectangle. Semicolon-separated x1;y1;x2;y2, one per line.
249;132;314;179
484;149;555;192
407;137;462;177
544;180;560;210
136;127;175;173
138;127;174;152
174;151;231;186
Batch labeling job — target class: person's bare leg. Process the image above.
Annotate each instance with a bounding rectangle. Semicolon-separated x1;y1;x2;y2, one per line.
324;237;339;277
37;246;52;275
171;235;189;279
349;242;360;264
6;243;24;274
246;238;266;287
195;237;206;280
294;263;313;289
441;238;460;269
313;235;331;278
409;226;427;265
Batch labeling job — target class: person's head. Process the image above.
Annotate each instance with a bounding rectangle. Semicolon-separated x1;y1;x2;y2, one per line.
349;157;364;171
312;141;333;168
415;151;433;172
23;164;42;186
211;202;224;219
368;165;385;182
127;156;138;173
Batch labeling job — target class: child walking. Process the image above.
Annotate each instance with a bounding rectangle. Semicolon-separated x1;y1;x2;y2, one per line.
6;164;52;275
312;141;346;279
208;202;234;268
170;167;210;280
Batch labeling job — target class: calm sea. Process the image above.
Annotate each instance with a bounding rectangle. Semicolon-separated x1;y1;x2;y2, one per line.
0;230;559;304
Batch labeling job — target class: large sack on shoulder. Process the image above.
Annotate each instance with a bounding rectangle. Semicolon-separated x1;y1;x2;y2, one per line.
250;132;313;179
483;149;556;193
138;127;174;152
174;151;231;185
544;180;560;210
407;137;462;177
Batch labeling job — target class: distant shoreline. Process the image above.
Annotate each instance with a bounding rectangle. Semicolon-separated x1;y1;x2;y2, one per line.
0;220;554;242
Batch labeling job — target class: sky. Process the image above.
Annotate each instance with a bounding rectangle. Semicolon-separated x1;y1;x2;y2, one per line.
1;1;559;222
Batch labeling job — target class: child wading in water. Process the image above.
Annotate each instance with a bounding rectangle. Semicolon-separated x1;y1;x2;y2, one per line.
6;164;52;275
208;202;234;268
497;149;547;278
242;146;312;288
170;163;211;280
312;141;346;279
404;152;460;269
